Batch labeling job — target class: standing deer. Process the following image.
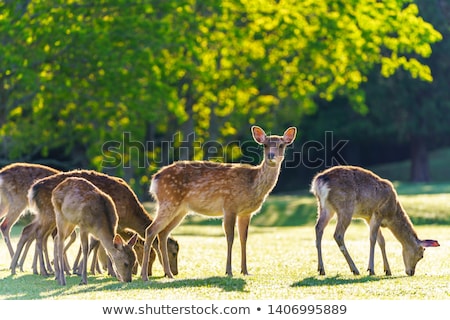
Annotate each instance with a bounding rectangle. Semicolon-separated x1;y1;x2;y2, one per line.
0;163;60;258
51;177;137;285
10;169;179;278
310;165;440;276
141;125;297;281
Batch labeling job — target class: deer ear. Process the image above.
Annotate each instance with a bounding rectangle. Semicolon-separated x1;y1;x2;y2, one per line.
252;126;267;144
127;233;138;247
113;234;124;248
420;239;440;247
283;127;297;145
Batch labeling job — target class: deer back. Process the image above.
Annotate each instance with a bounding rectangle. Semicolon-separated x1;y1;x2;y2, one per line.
312;166;400;221
51;177;118;237
151;161;264;216
30;170;152;233
1;163;59;206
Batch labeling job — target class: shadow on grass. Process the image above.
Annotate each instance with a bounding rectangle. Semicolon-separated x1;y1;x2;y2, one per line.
292;275;401;288
2;273;246;300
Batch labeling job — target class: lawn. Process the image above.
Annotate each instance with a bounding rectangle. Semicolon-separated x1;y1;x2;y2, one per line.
0;188;449;300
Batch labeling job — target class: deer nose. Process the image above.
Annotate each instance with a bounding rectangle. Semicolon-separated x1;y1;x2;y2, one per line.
268;152;275;160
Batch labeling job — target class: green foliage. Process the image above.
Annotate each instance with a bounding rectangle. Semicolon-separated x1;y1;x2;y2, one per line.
0;0;443;188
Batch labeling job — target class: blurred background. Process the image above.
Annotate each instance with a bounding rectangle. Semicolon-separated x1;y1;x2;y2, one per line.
1;0;449;199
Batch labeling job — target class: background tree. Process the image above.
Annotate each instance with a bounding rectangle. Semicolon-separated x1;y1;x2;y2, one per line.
0;0;443;195
296;0;450;183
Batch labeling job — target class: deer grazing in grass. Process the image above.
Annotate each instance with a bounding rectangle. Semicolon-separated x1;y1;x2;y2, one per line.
0;163;60;258
141;125;297;281
51;177;137;285
10;169;179;278
72;230;176;277
310;165;440;276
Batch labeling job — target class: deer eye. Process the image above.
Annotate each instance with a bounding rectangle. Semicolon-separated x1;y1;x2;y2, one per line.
278;144;285;149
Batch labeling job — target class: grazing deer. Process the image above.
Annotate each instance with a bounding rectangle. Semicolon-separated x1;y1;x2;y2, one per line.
141;125;297;280
10;169;179;278
310;165;440;276
0;163;60;258
73;230;177;277
51;177;137;285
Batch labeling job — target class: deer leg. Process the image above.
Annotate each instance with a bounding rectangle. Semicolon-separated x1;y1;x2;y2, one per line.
31;227;49;276
79;231;89;285
158;213;186;278
0;203;24;258
18;237;33;272
376;229;391;276
367;217;381;275
56;225;74;285
237;215;251;275
54;231;64;285
90;243;100;275
223;211;237;277
10;222;37;275
315;205;334;276
42;231;54;274
141;206;182;281
142;224;164;281
54;232;62;285
334;212;360;275
35;234;48;276
62;230;77;275
157;231;173;278
72;245;82;275
106;257;116;277
0;218;15;257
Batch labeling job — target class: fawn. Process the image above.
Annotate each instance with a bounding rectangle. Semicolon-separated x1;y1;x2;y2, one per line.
310;165;440;276
0;163;59;258
11;169;179;277
141;125;297;280
51;177;137;285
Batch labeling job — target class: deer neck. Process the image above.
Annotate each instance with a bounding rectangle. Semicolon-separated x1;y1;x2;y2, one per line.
125;206;153;238
387;203;420;249
253;160;282;198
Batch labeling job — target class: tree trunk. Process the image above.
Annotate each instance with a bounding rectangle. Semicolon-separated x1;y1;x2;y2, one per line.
410;136;430;182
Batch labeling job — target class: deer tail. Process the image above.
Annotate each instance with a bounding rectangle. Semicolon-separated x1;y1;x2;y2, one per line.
310;174;330;208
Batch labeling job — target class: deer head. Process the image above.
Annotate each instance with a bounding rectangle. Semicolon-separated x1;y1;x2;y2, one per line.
404;239;440;276
252;126;297;167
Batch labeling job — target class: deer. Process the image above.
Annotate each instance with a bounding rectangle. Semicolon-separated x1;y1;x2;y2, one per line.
141;125;297;281
72;230;177;277
51;176;137;285
84;230;171;277
310;165;440;277
10;169;179;278
0;163;60;258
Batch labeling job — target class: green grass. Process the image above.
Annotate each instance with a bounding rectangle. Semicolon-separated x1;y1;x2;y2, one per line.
1;187;449;300
0;224;448;300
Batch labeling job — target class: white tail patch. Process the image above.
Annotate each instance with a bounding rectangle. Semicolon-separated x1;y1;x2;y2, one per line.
149;177;159;195
26;185;39;215
310;178;330;209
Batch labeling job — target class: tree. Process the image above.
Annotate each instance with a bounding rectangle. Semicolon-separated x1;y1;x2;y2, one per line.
0;0;442;193
359;0;450;182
